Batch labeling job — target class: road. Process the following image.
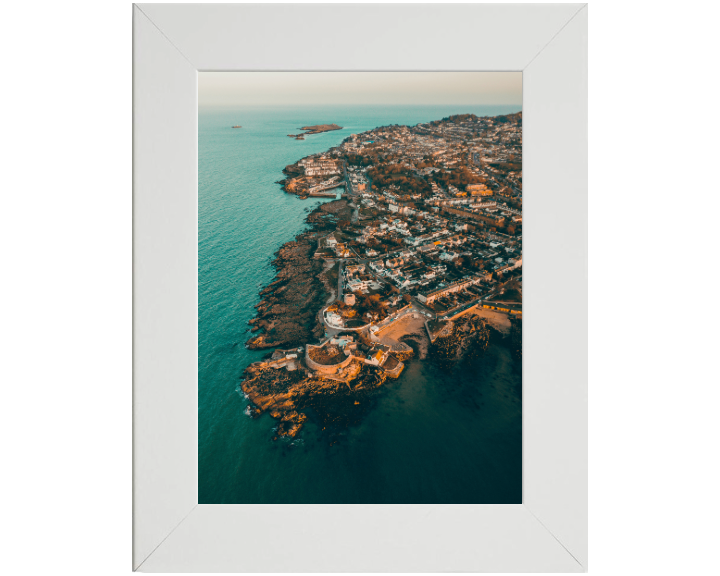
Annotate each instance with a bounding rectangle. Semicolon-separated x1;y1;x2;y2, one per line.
483;273;522;300
409;296;437;320
435;297;482;321
472;153;522;195
373;305;427;341
317;259;342;339
471;152;501;192
342;163;360;223
337;259;344;299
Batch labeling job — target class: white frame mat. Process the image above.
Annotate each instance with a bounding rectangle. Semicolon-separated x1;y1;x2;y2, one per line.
133;3;588;572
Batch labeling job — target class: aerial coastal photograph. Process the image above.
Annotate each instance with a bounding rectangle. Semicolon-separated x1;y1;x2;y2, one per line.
199;72;523;504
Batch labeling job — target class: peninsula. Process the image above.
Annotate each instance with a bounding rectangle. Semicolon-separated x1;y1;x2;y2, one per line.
242;113;523;439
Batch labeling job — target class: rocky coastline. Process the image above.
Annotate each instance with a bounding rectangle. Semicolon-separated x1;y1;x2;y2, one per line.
240;193;421;440
275;161;304;195
245;199;352;351
239;195;498;441
241;307;495;441
241;361;394;441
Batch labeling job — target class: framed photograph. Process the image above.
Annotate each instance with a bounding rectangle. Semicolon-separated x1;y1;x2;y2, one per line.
133;3;587;572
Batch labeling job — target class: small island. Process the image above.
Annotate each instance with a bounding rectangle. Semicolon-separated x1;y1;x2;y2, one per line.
288;123;343;140
232;125;242;128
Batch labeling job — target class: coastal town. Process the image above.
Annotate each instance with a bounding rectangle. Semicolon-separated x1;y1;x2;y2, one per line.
241;112;522;439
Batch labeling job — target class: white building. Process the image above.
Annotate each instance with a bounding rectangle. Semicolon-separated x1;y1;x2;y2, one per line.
347;279;370;292
325;311;344;327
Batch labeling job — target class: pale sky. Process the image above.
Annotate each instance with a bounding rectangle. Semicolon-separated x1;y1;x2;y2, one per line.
199;72;521;107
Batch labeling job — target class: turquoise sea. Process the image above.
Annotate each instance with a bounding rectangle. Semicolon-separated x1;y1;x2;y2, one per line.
199;105;522;503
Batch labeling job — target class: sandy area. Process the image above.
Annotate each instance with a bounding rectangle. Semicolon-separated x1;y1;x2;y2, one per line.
375;313;429;357
471;307;513;334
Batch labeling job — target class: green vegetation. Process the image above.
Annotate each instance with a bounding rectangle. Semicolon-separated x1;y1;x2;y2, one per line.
324;261;340;290
489;162;522;172
497;288;522;302
354;292;386;318
433;114;478;124
430;166;485;188
367;163;431;196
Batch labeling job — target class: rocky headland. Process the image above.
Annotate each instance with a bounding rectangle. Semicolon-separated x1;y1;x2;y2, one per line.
240;194;420;440
241;361;395;441
241;310;500;442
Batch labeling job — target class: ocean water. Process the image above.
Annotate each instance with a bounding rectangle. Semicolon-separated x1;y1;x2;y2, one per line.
199;105;522;504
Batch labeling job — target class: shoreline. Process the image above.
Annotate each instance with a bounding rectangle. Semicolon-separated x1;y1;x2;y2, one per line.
470;307;514;334
245;200;351;350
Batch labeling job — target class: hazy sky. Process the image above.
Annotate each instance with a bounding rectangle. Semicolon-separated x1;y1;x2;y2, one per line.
199;72;521;107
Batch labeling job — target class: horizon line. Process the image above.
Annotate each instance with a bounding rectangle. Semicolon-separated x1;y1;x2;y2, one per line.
199;103;523;108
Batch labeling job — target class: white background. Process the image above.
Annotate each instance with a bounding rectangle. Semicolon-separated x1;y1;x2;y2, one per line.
1;1;717;575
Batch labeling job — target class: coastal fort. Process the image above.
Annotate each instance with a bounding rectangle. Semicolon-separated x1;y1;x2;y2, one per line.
241;113;523;439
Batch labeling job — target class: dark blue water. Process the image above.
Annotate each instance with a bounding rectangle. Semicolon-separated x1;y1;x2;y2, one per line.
199;105;522;503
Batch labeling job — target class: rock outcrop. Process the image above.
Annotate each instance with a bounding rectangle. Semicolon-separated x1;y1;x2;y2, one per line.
430;315;491;364
241;361;392;440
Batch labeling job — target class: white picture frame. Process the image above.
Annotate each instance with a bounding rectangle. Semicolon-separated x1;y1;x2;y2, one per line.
133;3;587;572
